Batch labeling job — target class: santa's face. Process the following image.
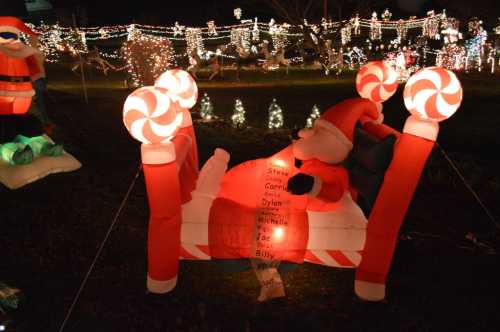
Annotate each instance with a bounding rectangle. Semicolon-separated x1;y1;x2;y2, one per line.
292;121;350;164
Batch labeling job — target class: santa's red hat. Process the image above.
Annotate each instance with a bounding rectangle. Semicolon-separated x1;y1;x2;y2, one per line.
314;98;380;151
0;16;37;36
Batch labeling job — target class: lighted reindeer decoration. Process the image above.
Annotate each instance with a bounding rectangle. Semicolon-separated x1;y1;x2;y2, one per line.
322;40;344;76
122;64;463;302
69;46;115;76
187;49;221;80
220;43;264;80
259;40;290;73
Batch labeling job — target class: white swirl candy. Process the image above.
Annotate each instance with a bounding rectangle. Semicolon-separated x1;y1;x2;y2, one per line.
403;67;462;122
155;69;198;109
123;86;183;144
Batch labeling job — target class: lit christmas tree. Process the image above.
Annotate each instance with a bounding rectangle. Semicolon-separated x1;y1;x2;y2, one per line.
200;93;214;120
121;31;175;87
268;98;284;129
231;98;246;127
306;105;321;128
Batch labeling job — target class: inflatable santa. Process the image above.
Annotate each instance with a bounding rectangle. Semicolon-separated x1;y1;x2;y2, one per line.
125;64;463;302
0;17;81;189
0;16;62;165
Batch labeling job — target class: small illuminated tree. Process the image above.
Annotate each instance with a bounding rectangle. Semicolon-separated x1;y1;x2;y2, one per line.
306;104;321;128
200;93;214;120
268;98;284;129
231;98;246;128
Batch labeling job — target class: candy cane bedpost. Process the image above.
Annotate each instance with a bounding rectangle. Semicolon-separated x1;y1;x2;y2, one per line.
355;60;399;118
355;67;463;301
123;86;185;293
155;69;200;203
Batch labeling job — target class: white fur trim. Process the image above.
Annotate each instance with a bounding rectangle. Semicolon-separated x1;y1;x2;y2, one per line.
354;280;386;301
141;142;176;165
0;26;20;35
314;119;353;151
0;90;35;97
403;115;439;141
308;176;322;197
147;275;177;293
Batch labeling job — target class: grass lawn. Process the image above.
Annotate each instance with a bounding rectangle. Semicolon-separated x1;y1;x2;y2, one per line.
1;64;500;332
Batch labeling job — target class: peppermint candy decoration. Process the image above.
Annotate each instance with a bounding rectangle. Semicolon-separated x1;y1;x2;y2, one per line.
356;61;398;102
155;69;198;109
123;86;183;144
403;67;462;122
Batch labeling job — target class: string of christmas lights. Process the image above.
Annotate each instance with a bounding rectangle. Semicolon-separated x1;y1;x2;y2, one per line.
25;10;498;76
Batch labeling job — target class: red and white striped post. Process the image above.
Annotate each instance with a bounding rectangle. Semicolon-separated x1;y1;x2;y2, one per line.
142;142;182;293
123;85;189;293
355;67;463;301
122;69;200;293
155;69;200;204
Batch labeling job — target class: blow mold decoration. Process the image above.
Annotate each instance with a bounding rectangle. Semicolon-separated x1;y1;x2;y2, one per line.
123;75;199;293
153;69;200;202
356;61;398;103
403;66;462;122
0;16;81;189
0;16;37;115
122;65;465;302
123;86;183;144
154;69;198;110
355;67;463;301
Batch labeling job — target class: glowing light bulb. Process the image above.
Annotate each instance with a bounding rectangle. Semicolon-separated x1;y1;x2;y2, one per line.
273;227;284;242
272;158;287;168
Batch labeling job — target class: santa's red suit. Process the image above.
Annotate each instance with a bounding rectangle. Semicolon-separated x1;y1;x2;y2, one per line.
298;159;348;205
0;16;39;115
208;98;379;262
144;97;384;296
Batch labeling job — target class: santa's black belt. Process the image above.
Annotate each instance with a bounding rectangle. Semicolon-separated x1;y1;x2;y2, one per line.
0;75;31;83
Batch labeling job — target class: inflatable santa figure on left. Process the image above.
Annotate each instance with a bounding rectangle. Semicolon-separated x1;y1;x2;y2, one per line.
0;16;62;164
0;17;81;189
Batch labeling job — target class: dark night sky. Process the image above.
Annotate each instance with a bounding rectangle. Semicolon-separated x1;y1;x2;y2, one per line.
1;0;498;27
78;0;499;27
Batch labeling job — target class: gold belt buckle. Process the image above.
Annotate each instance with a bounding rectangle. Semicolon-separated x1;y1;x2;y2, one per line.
11;77;24;83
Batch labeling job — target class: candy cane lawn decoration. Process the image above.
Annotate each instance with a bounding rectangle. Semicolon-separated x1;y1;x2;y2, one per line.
355;66;462;301
122;67;464;302
356;61;398;104
403;66;462;123
155;69;200;201
123;85;192;293
155;69;198;109
123;86;183;144
356;61;398;123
